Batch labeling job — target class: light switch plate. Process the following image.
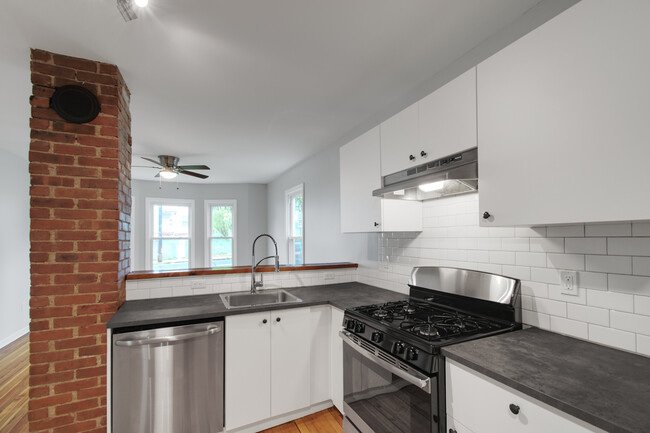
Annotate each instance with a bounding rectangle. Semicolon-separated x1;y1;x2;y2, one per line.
559;271;578;296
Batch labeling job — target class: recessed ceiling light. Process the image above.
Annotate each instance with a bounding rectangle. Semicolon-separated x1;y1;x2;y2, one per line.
134;0;148;7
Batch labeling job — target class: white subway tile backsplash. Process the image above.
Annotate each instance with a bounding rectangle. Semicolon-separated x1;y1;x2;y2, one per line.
633;257;650;276
546;253;585;271
520;281;548;298
515;226;547;238
126;288;149;300
522;310;550;330
530;297;567;317
530;267;559;284
501;265;531;281
516;252;547;267
610;311;650;336
150;287;173;298
637;335;650;356
586;290;634;312
565;238;607;254
567;304;609;326
550;316;588;339
547;225;584;237
529;237;564;253
467;250;490;263
635;295;650;316
489;227;515;238
585;223;631;237
608;274;650;295
576;271;608;291
501;238;530;252
586;255;632;274
548;284;586;305
608;238;650;256
632;222;650;236
588;324;636;352
489;251;516;265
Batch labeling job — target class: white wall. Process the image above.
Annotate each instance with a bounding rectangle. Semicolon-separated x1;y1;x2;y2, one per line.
131;180;267;270
0;149;30;348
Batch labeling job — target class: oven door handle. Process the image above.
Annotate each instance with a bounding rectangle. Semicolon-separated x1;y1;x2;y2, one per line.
339;330;431;394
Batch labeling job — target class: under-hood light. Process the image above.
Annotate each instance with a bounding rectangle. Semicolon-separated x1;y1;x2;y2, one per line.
418;181;446;192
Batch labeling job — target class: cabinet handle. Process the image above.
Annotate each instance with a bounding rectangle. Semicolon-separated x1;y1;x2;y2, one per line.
262;319;267;324
420;150;427;157
276;317;281;322
409;154;416;161
374;222;380;227
509;403;520;415
482;211;491;220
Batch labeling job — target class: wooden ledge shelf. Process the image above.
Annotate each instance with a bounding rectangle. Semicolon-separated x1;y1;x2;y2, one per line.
126;262;358;280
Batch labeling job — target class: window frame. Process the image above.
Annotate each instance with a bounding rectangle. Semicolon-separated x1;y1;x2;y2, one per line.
285;184;304;265
145;197;195;271
204;199;237;267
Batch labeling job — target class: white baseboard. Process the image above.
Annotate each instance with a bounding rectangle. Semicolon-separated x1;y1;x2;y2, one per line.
0;327;29;349
225;400;333;433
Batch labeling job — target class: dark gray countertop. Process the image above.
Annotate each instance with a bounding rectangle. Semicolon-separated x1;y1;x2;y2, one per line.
106;282;408;329
442;327;650;433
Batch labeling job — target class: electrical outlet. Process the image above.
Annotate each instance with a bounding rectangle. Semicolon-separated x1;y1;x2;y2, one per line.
380;263;392;272
190;281;206;290
324;272;335;280
559;271;578;296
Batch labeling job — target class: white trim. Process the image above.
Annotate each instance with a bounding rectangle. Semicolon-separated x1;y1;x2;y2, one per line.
285;184;304;265
204;199;237;267
0;327;29;349
107;328;112;433
226;401;332;433
145;197;195;271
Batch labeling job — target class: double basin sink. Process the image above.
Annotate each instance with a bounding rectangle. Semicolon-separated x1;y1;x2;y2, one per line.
220;289;302;309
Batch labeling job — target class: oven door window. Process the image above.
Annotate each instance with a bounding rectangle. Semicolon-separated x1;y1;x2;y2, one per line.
343;343;436;433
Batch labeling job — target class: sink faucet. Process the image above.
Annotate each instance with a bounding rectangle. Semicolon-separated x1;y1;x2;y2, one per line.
251;234;280;293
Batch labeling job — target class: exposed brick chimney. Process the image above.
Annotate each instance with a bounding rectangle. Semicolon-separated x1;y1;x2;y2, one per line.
28;49;131;433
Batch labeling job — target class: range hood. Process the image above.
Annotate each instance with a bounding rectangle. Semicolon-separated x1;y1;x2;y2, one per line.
373;147;478;201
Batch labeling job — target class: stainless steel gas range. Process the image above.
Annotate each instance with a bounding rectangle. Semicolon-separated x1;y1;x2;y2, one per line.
340;266;521;433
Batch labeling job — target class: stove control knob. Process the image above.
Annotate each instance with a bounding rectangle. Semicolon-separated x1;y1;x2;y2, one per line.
393;342;405;355
355;323;365;333
345;319;356;331
371;331;383;343
406;347;419;361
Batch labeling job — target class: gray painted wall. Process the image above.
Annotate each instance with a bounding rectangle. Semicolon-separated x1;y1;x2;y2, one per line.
132;180;267;270
0;149;30;347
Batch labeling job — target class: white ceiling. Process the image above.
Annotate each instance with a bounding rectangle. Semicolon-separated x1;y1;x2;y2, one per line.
0;0;542;183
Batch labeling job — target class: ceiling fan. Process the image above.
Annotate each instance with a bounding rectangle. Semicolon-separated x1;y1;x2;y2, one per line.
136;155;210;179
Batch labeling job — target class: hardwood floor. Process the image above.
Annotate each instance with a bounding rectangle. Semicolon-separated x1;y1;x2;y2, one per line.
0;334;342;433
260;407;344;433
0;333;28;433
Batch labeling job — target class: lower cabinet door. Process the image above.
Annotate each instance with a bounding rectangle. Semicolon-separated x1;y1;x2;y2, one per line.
447;415;474;433
225;312;271;430
446;360;605;433
270;307;311;416
330;307;344;414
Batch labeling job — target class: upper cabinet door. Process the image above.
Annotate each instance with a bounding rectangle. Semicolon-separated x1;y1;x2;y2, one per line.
340;126;382;233
380;102;419;176
478;0;650;226
419;68;477;161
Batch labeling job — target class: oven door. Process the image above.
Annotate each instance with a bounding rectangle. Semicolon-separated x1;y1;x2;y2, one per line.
340;331;438;433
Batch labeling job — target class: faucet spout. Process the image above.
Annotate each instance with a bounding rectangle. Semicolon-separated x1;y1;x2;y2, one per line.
251;234;280;293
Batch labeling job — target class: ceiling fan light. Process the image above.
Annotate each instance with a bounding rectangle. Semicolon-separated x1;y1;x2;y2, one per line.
134;0;148;7
159;169;178;179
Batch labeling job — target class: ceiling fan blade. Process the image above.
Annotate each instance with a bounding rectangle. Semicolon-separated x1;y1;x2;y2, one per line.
154;172;160;178
141;157;164;167
177;164;210;170
179;169;209;179
132;165;160;169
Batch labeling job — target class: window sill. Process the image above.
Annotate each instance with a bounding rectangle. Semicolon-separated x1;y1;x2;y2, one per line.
126;262;358;280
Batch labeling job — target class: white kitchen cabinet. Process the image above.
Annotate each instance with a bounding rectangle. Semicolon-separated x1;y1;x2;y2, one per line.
330;307;344;414
340;126;422;233
447;415;474;433
309;305;331;405
380;102;419;176
419;67;477;162
446;359;604;433
225;307;311;430
477;0;650;226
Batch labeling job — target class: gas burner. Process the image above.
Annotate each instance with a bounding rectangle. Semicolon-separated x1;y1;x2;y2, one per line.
402;305;417;314
414;324;440;338
373;309;390;319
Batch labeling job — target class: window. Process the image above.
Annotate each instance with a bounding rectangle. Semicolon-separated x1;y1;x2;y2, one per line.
205;200;236;267
286;184;304;265
145;198;194;271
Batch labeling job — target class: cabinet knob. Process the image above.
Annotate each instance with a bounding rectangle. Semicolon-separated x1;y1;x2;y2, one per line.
262;319;267;324
276;317;281;322
420;150;427;157
509;403;520;415
409;154;416;161
449;429;457;433
374;222;380;227
482;211;491;220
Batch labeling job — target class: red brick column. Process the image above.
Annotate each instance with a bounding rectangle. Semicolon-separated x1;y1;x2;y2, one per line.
28;49;131;433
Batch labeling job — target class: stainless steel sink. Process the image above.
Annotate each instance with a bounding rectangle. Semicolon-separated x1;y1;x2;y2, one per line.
220;289;302;309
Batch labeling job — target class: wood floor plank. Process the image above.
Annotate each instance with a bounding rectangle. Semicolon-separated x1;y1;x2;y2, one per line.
263;407;343;433
0;333;28;433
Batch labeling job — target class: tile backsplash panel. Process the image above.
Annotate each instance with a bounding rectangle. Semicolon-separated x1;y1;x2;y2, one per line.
357;192;650;357
126;268;357;300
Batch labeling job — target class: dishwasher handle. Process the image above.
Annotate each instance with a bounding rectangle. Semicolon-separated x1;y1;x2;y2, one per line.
115;325;221;347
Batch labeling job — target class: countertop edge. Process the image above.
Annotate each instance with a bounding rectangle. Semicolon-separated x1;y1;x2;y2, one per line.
126;262;358;280
442;344;631;433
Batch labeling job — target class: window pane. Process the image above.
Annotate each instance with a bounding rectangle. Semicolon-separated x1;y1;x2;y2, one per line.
292;195;303;237
152;239;189;270
210;238;233;267
293;238;303;265
153;205;189;237
210;206;233;237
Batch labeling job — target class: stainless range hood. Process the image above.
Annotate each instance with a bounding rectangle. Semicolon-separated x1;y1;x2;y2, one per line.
373;147;478;201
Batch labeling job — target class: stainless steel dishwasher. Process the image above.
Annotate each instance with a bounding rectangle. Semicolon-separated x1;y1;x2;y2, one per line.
112;320;224;433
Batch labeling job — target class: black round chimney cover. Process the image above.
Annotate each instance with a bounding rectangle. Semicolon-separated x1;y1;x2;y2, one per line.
50;85;101;124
